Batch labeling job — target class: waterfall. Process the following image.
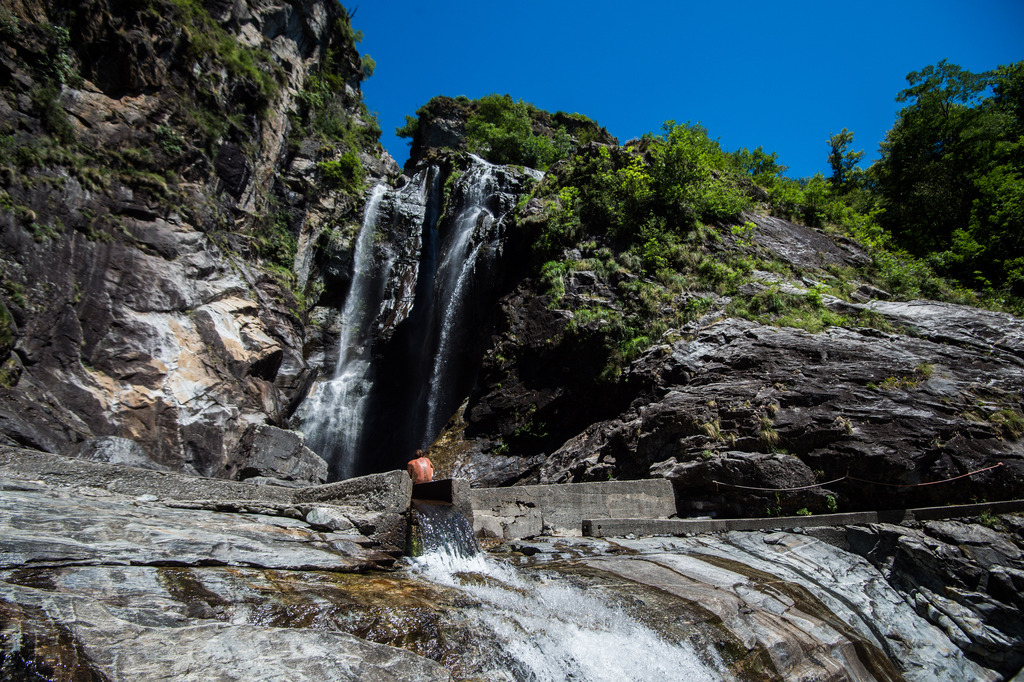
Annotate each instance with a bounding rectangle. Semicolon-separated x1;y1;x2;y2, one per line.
422;156;499;445
298;155;535;479
410;547;725;681
409;501;481;559
298;184;388;480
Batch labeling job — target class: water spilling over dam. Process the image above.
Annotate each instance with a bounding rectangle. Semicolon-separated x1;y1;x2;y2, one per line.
409;544;725;681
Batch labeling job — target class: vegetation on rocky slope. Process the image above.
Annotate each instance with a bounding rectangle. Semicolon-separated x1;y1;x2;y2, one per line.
400;66;1022;387
401;86;1022;505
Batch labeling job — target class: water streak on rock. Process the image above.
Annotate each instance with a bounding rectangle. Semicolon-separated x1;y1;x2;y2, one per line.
410;546;725;681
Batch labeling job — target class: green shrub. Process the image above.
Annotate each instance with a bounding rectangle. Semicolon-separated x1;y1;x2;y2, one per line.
466;94;570;169
30;86;74;143
318;152;365;193
252;211;297;269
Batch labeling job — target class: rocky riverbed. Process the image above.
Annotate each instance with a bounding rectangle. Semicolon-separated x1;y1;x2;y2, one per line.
3;446;1022;681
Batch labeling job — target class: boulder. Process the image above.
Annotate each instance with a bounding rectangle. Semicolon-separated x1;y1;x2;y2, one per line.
235;424;328;484
296;470;413;548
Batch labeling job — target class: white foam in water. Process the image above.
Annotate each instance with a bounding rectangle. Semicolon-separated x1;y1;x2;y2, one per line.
411;549;726;681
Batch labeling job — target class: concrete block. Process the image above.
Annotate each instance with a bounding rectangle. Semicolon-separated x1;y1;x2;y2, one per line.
470;479;675;540
413;478;474;529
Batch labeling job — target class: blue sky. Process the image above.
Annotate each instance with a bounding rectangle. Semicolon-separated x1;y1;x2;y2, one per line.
353;1;1023;178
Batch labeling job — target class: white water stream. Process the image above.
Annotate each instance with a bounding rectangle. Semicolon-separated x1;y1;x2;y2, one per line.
423;157;498;441
299;183;391;480
410;547;726;681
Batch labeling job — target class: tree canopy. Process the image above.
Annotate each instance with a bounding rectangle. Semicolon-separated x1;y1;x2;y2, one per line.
874;60;1024;296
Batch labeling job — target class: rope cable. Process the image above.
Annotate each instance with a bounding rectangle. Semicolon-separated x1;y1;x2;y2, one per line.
710;462;1003;493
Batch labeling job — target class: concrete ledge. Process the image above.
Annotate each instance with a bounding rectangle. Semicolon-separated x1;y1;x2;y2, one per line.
471;479;675;540
583;498;1024;537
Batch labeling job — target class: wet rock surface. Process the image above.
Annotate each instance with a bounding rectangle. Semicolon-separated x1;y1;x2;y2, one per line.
0;447;453;680
4;446;1022;680
502;531;1005;681
470;302;1023;516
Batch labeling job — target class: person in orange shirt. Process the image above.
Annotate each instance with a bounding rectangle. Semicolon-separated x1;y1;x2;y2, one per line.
407;449;434;484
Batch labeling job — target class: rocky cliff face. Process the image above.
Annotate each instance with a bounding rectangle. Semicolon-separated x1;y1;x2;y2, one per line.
0;0;396;478
1;0;1021;510
442;213;1024;516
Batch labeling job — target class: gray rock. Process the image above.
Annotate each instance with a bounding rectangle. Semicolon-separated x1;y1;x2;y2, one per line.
738;212;872;269
296;470;412;547
69;436;174;472
0;582;453;681
0;0;398;478
0;486;371;572
848;517;1024;677
305;505;356;531
0;446;294;505
533;316;1023;516
508;533;997;682
298;469;412;511
236;424;328;484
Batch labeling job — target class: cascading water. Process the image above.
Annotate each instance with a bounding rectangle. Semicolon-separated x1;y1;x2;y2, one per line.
409;500;480;558
299;184;387;480
409;545;726;681
299;155;537;478
422;157;500;444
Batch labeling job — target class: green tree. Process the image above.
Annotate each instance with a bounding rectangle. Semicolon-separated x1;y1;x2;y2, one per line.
874;60;1023;300
874;60;993;252
465;94;569;169
731;145;786;184
826;128;864;192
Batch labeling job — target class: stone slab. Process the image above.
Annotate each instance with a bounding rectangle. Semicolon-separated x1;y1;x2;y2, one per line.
0;446;295;504
295;470;412;512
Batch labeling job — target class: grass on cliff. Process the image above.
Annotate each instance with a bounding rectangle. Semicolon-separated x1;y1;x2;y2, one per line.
152;0;284;103
501;112;1014;381
397;94;611;171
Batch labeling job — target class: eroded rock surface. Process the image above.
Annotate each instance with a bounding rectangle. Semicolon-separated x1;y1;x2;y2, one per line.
0;0;398;479
500;531;1001;681
464;298;1023;516
4;445;1021;681
0;446;459;679
848;516;1024;678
